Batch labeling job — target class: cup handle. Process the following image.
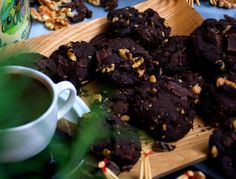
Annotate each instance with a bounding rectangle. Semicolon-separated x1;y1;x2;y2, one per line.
55;81;77;119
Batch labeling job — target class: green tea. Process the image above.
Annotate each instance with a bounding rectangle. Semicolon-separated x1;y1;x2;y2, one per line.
0;73;52;129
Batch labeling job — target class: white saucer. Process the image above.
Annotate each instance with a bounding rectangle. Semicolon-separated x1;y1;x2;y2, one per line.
58;91;90;124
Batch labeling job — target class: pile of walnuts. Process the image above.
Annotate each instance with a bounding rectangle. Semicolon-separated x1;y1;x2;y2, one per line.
31;0;92;30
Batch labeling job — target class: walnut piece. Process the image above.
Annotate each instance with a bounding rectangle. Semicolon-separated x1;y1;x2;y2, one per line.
211;145;218;158
216;77;236;89
192;84;202;95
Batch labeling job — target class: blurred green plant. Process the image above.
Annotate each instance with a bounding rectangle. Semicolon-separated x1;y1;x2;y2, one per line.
0;53;110;179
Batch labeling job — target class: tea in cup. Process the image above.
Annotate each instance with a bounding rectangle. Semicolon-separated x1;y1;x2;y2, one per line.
0;66;77;163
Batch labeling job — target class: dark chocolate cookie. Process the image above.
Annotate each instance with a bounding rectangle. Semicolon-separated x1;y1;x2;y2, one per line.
107;7;171;49
198;72;236;126
62;0;92;23
37;41;95;88
90;113;141;171
132;76;197;142
209;117;236;178
189;16;236;79
94;37;157;86
150;36;191;75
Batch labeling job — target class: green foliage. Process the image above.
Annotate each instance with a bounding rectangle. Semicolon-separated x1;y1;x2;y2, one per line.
0;53;113;178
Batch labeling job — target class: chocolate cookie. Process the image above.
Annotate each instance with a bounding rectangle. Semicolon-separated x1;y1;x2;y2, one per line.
90;113;141;171
132;76;197;142
62;0;92;23
87;0;118;11
189;16;236;79
198;72;236;126
37;41;95;88
150;36;191;75
107;7;171;49
209;117;236;178
95;37;157;86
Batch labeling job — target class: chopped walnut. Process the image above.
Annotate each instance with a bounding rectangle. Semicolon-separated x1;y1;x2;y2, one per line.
216;77;236;89
163;20;169;28
31;0;78;30
118;48;132;60
87;0;101;6
211;145;218;158
233;119;236;130
132;57;144;69
192;84;202;95
149;75;157;83
222;25;232;35
137;69;145;78
93;94;103;102
112;17;119;23
102;64;116;73
162;124;167;131
121;115;130;121
67;49;77;61
102;148;112;156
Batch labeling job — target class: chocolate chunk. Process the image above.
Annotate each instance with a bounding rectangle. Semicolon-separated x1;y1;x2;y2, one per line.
150;36;191;75
227;33;236;53
153;141;176;152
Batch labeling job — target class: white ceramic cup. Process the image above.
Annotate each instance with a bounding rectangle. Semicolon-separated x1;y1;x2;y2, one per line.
0;66;77;163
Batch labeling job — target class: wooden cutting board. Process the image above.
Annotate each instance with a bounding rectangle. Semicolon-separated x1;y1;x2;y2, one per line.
0;0;212;178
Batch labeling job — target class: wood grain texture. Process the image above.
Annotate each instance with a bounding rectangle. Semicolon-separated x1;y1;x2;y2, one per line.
120;118;213;179
0;0;210;178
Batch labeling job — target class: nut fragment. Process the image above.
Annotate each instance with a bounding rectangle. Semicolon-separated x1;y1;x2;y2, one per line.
222;25;232;35
67;49;77;61
149;75;157;83
192;84;202;95
87;0;101;6
216;60;226;71
162;124;167;131
216;77;236;89
137;69;145;78
102;148;112;157
211;145;218;158
31;8;44;22
112;17;119;23
102;64;116;73
121;115;130;121
233;119;236;130
164;20;169;28
93;94;103;102
132;57;144;69
118;49;132;60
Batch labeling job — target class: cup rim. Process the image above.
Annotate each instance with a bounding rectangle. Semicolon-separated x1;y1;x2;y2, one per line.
0;65;57;132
